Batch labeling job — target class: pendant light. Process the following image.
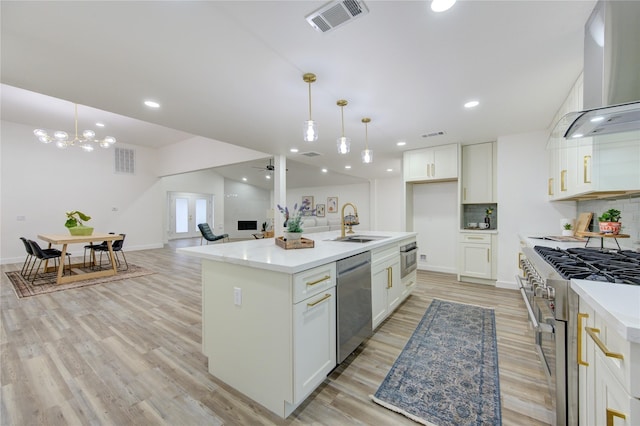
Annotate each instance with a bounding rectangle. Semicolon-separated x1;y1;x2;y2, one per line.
336;99;350;154
361;117;373;164
302;73;318;142
33;103;116;151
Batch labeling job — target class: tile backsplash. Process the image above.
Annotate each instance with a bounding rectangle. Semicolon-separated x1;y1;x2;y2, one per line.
462;203;498;230
577;195;640;250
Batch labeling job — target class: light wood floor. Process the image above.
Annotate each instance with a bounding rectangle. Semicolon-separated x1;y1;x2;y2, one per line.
1;238;554;425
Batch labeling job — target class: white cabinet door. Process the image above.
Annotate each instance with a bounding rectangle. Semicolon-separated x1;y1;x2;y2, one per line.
594;352;640;426
404;144;458;182
371;250;402;330
293;287;336;404
386;258;403;313
401;270;417;302
578;302;596;426
459;243;492;278
371;262;390;329
462;142;494;203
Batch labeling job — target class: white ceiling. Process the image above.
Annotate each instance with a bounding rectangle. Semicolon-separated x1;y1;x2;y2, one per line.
1;0;596;189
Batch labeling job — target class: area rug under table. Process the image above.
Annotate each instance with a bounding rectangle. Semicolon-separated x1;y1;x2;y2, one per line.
5;264;154;298
371;299;501;426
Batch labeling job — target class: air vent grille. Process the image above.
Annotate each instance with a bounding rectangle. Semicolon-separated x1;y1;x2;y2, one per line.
306;0;369;33
300;151;322;157
421;131;446;138
114;147;135;174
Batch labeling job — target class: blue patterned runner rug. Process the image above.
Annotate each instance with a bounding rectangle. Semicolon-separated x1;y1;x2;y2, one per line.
371;299;501;425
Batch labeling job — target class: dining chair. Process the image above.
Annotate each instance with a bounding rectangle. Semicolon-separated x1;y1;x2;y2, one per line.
27;239;70;283
83;232;115;268
92;234;128;270
197;223;229;245
19;237;36;278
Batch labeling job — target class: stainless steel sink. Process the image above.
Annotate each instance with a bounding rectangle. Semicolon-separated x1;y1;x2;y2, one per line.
331;235;390;243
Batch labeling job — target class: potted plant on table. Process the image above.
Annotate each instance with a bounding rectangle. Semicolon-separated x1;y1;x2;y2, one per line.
562;223;573;236
598;209;622;234
65;211;94;236
277;199;314;241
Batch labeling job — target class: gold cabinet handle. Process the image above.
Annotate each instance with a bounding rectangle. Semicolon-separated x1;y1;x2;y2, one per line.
518;252;523;270
487;248;490;263
306;275;331;286
585;327;624;359
548;177;554;196
387;266;393;288
405;280;414;287
561;169;567;191
307;293;331;307
583;155;591;184
577;313;589;366
467;236;484;240
606;408;626;426
463;187;467;201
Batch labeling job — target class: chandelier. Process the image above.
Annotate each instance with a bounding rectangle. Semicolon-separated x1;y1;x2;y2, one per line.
302;73;318;142
33;104;116;152
361;117;373;164
336;99;350;154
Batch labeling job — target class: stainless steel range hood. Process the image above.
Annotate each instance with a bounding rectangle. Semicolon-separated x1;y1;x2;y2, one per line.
563;0;640;139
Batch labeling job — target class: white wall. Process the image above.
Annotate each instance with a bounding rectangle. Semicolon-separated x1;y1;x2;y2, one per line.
371;176;404;232
223;180;271;239
412;181;459;274
495;130;576;288
1;120;164;264
285;183;371;231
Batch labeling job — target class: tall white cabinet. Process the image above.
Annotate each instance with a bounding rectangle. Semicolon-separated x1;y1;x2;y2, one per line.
462;142;495;204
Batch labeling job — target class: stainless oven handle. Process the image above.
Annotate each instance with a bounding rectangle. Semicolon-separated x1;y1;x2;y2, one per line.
516;274;554;334
516;274;540;330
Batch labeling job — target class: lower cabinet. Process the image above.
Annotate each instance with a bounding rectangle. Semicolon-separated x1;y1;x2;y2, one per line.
371;243;402;330
201;260;336;419
577;296;640;426
458;232;497;283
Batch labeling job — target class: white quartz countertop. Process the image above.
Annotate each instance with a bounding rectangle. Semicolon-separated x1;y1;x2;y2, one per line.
571;279;640;344
520;232;633;251
177;230;417;274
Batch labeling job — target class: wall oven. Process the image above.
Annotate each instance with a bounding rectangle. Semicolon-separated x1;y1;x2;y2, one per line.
400;241;417;278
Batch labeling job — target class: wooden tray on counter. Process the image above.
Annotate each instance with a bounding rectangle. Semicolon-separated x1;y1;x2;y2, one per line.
275;236;315;249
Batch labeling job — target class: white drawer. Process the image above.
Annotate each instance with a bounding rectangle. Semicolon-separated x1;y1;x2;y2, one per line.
293;262;336;304
371;243;399;264
589;312;640;398
460;233;491;244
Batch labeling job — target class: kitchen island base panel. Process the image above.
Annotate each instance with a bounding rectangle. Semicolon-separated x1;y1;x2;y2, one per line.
202;261;294;417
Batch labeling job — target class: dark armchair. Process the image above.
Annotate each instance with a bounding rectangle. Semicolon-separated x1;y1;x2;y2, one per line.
197;223;229;245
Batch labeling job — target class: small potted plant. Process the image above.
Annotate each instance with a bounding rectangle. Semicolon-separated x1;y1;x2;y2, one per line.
65;211;94;236
598;209;621;234
277;199;314;241
562;223;573;236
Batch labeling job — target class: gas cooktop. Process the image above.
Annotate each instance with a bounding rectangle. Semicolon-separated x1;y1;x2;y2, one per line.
534;246;640;285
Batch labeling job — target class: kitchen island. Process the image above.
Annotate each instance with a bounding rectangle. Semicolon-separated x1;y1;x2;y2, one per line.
178;230;417;418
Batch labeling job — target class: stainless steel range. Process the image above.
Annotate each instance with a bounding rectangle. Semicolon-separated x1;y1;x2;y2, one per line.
517;246;640;426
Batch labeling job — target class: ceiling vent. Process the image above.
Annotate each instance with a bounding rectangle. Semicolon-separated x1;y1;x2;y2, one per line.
421;131;446;138
300;151;322;157
305;0;369;33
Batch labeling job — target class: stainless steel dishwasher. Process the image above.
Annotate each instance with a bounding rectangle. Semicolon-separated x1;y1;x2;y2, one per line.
336;251;372;364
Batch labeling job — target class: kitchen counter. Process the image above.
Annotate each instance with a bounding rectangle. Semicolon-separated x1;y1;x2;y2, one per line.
178;230;416;273
571;279;640;343
520;233;633;251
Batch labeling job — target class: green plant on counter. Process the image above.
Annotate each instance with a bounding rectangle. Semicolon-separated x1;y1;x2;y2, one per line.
598;209;621;222
485;206;494;216
563;223;572;230
277;199;314;233
65;211;91;228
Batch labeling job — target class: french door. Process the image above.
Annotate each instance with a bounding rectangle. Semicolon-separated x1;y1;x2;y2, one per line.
168;192;213;240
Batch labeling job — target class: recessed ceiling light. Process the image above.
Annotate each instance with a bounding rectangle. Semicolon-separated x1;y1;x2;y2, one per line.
242;177;247;181
144;100;160;108
265;175;271;179
386;168;393;172
95;122;105;127
345;165;352;169
431;0;456;12
464;100;479;108
290;148;299;153
321;168;328;173
396;141;406;146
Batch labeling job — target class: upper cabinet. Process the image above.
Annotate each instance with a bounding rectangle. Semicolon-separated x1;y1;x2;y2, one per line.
462;142;496;204
403;144;459;182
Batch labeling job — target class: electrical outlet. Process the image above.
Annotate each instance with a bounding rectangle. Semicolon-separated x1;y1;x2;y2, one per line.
420;254;426;261
234;287;242;306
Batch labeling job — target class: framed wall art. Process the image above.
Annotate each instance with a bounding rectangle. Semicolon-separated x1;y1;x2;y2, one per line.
302;195;314;215
327;197;338;213
316;204;325;217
